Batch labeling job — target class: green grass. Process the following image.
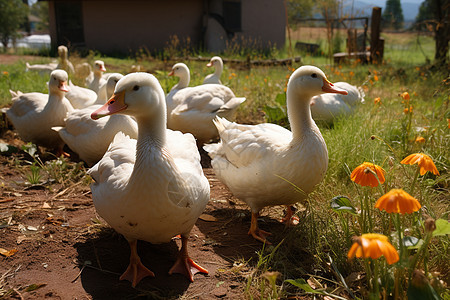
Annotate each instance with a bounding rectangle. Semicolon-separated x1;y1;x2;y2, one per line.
0;30;448;298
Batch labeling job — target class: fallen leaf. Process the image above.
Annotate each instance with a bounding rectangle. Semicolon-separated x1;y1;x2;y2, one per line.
25;283;47;292
0;247;18;257
199;214;217;222
42;202;51;209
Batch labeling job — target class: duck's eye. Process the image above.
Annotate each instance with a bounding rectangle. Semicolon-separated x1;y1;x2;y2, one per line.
311;73;318;78
133;85;139;91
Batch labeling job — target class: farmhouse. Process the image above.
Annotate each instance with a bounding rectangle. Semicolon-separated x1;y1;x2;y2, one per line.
44;0;286;55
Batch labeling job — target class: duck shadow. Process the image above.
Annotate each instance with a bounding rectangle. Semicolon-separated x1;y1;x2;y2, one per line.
196;206;290;262
73;228;191;299
196;205;316;276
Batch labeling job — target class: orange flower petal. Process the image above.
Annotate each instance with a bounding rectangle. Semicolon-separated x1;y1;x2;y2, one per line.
401;153;439;176
347;242;359;259
375;189;421;214
351;162;385;187
348;234;398;264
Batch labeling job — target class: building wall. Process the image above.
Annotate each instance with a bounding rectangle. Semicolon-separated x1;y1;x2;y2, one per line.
240;0;285;48
47;0;286;54
82;0;204;54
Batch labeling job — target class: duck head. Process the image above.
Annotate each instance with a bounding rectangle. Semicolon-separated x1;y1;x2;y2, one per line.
49;70;69;93
91;72;166;121
288;66;348;100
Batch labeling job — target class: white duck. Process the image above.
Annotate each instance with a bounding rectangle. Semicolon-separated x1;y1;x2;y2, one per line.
87;60;107;95
204;66;348;243
75;62;92;83
166;63;246;144
6;70;74;155
55;45;75;75
25;45;72;75
94;73;123;105
53;74;135;166
203;56;223;84
25;61;57;75
310;81;365;123
66;73;124;109
88;72;210;286
65;81;98;109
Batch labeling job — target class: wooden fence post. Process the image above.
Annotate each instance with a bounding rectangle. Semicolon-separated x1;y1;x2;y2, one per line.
370;7;383;64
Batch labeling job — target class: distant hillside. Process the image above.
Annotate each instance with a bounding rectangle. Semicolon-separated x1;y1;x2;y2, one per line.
342;0;421;21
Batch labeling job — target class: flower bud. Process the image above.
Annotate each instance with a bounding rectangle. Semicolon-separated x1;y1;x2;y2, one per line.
424;218;436;233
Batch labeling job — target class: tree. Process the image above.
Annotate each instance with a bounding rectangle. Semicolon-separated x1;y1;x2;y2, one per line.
286;0;316;27
415;0;450;65
0;0;29;51
30;1;49;32
383;0;404;30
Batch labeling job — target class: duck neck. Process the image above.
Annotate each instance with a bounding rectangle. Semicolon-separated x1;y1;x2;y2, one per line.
287;88;317;142
94;70;103;80
47;88;64;104
134;107;167;164
215;64;223;77
173;72;190;90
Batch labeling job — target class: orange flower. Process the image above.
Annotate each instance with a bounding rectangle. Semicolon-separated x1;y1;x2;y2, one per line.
374;97;381;105
351;162;386;187
401;92;410;101
401;153;439;176
415;136;425;143
348;233;399;264
375;189;421;214
2;71;8;76
403;106;413;114
374;75;379;81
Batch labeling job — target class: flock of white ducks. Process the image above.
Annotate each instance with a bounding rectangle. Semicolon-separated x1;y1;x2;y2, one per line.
5;53;364;286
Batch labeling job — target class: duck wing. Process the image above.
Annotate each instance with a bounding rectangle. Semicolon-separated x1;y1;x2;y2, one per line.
204;117;292;168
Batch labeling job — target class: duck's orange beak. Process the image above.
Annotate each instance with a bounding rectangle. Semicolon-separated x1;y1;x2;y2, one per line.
59;80;69;92
322;79;348;95
100;65;107;72
168;70;174;76
91;90;127;120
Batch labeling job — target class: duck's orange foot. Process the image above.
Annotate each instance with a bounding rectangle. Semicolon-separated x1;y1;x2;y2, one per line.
119;260;155;288
280;205;299;226
55;147;70;158
248;228;272;244
169;256;208;282
280;215;299;226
